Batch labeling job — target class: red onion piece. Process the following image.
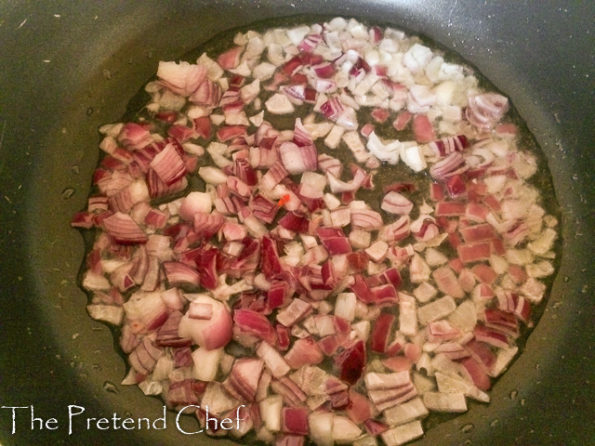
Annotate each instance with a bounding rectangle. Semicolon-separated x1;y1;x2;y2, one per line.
279;142;318;175
71;211;94;229
163;261;200;288
312;62;336;78
371;107;390;123
461;357;491;390
351;208;383;230
430;152;467;180
432;266;465;298
217;46;244;70
166;379;203;406
298;33;323;52
412;114;436;143
217;125;247;142
381;191;414;215
276;298;312;327
261;161;289;190
335;340;366;385
193;212;225;239
317;227;352;255
234;309;277;345
364;419;389;436
371;313;395;353
345;390;372;424
457;242;491;263
284;337;323;369
189;79;222;106
156;311;191;347
178;295;232;350
251;194;279;223
261;236;283;279
227;357;264;402
428;135;469;157
102;212;147;244
466;93;509;130
278;212;310;233
129;337;163;375
393;111;412;131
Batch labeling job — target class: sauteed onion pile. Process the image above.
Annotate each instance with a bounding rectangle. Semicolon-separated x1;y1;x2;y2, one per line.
72;17;558;445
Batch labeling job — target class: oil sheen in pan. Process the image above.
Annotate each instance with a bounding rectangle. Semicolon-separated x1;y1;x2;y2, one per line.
80;14;562;442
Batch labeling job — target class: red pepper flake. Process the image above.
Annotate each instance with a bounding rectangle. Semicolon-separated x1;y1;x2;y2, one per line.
277;194;291;207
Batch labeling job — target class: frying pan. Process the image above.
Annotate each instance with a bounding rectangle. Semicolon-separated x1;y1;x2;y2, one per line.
0;1;592;445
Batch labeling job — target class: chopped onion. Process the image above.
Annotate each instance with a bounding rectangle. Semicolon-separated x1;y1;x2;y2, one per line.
178;294;232;350
71;16;559;446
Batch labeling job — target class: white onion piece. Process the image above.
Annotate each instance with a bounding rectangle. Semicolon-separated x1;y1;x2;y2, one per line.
417;296;457;326
260;394;283;431
197;53;224;80
265;93;295;114
334;292;357;322
399;293;418;336
383;397;429;426
490;346;519;377
435;372;489;403
349;228;371;249
138;379;163;395
381;420;424;446
249;110;265;126
332;416;362;444
403;43;433;73
286;26;310;45
87;304;123;325
198;166;228;185
152;356;174;381
179;192;212;221
400;145;426;172
521;278;546;303
324;125;345;149
207;141;232;168
352;320;371;342
528;228;557;255
422;392;467;412
201;382;239;417
366;132;401;164
192;347;223;381
82;271;111;291
323;192;342;210
300;171;327;194
308;411;334;446
253;62;277;80
447;301;477;332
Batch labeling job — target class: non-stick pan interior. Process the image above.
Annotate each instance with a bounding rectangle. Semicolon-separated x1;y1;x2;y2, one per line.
0;1;592;445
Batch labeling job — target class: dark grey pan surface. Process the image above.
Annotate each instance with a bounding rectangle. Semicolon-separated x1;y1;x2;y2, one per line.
0;1;593;445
